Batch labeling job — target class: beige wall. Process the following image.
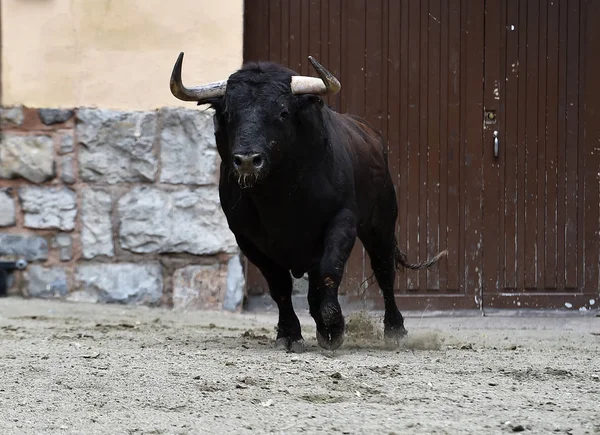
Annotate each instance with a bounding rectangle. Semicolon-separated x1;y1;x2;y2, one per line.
1;0;243;110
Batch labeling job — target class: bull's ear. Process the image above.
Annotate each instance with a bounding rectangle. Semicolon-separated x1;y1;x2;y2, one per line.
297;94;324;110
197;97;224;110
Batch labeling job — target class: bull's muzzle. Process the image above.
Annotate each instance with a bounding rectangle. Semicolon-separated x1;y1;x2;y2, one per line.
232;153;265;188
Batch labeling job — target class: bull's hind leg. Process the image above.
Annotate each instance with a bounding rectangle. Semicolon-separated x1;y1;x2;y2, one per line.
309;209;357;350
235;236;304;353
360;184;408;343
361;232;408;343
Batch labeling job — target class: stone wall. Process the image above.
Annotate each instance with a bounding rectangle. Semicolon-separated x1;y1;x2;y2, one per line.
0;106;245;311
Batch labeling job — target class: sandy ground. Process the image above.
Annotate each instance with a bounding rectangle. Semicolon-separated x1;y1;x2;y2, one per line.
0;298;599;435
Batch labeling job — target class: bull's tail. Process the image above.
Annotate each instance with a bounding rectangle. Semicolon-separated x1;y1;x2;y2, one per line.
394;246;448;271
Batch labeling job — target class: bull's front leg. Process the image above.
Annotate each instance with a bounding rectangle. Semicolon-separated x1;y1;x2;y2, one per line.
235;235;304;353
308;209;357;350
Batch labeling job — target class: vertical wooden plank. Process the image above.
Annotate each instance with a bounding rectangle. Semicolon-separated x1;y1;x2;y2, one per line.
398;0;410;293
576;0;585;297
300;0;310;75
339;0;348;113
446;0;461;292
565;0;579;289
516;0;527;291
482;0;502;299
545;0;559;289
329;0;342;111
459;0;468;295
243;0;270;62
497;0;507;293
365;0;383;132
536;0;548;292
319;0;329;106
427;0;441;291
504;0;520;290
269;0;282;64
576;0;586;296
438;0;449;293
418;0;429;290
345;0;367;117
524;0;540;290
406;0;421;291
556;0;567;290
381;0;389;157
583;0;600;297
462;0;484;302
289;0;302;72
388;0;404;292
309;0;321;65
281;0;290;67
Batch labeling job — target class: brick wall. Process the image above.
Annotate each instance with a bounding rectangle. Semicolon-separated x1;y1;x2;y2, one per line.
0;106;245;311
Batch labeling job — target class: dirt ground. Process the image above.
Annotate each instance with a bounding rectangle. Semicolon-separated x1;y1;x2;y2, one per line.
0;298;599;435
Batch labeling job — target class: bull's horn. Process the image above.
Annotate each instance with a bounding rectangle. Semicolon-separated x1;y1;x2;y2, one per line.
291;56;341;95
170;52;227;103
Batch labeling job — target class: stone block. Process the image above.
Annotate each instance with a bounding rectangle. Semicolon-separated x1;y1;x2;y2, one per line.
0;234;49;261
223;255;245;312
173;264;227;310
52;233;73;261
59;133;74;154
0;134;55;183
0;106;24;126
60;156;76;184
19;187;77;231
118;187;237;255
38;109;74;125
0;189;16;227
73;263;163;305
159;108;218;185
81;189;114;259
26;266;68;299
77;108;158;183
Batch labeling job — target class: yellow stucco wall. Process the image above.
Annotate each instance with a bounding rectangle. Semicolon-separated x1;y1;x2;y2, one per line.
1;0;243;110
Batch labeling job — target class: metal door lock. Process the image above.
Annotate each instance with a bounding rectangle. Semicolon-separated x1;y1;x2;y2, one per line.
485;110;497;125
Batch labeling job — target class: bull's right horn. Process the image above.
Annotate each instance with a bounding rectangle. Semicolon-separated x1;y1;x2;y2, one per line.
170;52;227;103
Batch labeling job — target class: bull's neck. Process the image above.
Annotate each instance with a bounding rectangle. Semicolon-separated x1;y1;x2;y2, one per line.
249;137;329;201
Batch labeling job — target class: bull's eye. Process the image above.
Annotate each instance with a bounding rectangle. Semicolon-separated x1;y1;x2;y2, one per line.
279;109;289;120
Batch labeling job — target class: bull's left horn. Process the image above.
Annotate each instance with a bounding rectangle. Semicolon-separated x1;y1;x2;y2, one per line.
170;52;227;103
291;56;341;95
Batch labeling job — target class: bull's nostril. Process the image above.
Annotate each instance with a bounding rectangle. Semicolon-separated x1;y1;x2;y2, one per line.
233;156;243;167
252;155;263;168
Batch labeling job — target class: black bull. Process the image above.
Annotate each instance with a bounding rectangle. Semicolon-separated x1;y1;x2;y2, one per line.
170;53;447;351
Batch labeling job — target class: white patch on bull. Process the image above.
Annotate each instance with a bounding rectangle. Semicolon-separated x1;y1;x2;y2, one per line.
579;307;587;312
510;25;515;31
590;299;596;305
564;302;573;309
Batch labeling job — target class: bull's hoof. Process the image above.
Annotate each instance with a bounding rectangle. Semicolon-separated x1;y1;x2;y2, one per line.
384;325;408;345
316;329;344;350
275;336;305;353
317;299;345;350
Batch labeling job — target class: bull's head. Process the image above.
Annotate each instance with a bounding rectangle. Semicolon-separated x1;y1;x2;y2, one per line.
170;53;341;188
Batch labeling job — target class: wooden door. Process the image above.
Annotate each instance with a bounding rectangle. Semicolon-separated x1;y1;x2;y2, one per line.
243;0;599;311
482;0;599;309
